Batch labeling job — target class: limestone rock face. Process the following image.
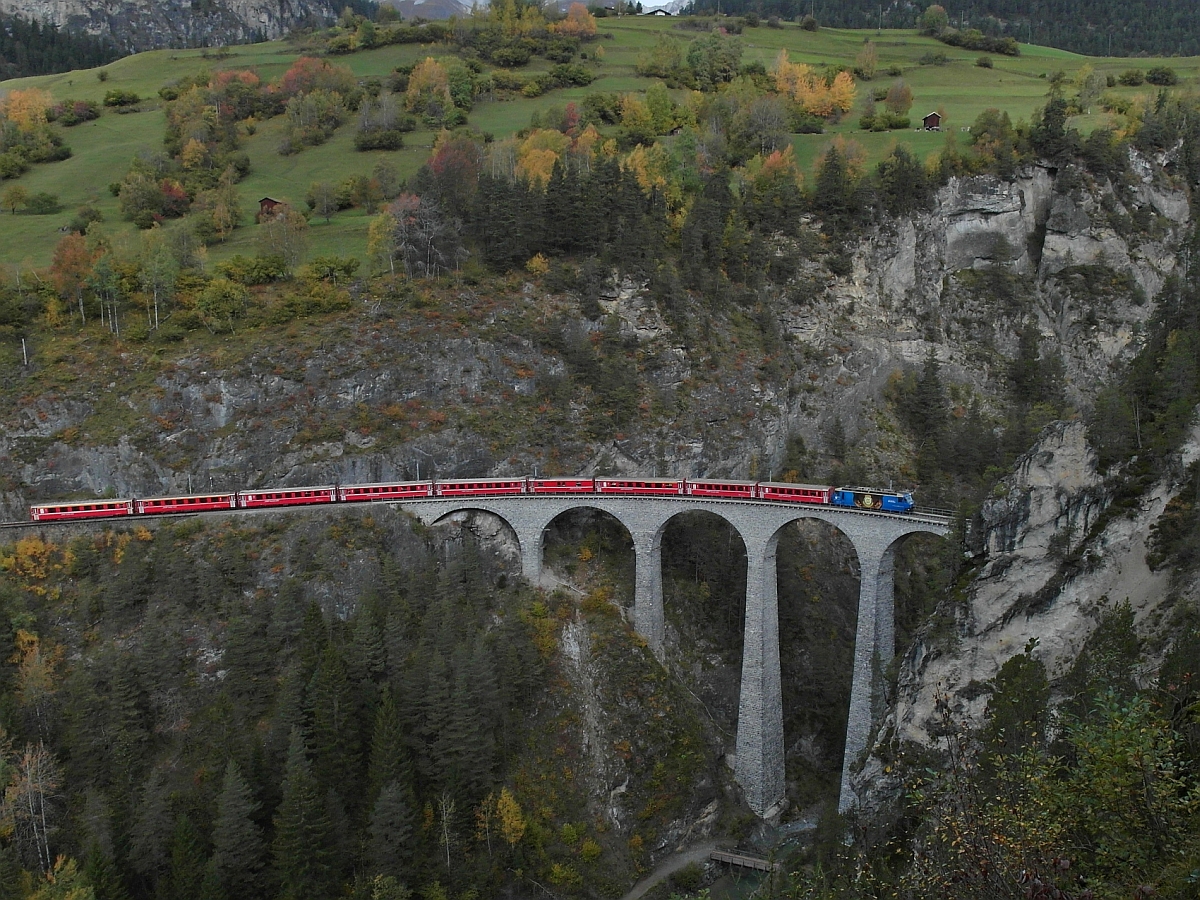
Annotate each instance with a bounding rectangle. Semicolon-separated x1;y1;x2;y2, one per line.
850;419;1200;812
0;0;339;50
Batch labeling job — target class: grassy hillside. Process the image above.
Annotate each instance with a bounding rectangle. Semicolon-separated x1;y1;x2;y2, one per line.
0;18;1194;269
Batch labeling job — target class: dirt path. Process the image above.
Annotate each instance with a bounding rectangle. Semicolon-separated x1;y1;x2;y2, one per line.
621;840;722;900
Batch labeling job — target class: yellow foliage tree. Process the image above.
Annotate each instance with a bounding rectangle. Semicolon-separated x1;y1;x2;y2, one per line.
496;787;526;849
774;50;856;117
516;129;570;185
1;88;52;132
829;70;858;113
180;138;209;170
405;58;453;113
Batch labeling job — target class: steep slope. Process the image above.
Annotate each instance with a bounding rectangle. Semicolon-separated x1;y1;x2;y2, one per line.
0;0;341;51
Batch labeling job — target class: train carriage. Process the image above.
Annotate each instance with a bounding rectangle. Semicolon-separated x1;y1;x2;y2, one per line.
135;493;238;515
338;482;434;502
594;478;685;495
684;480;758;499
757;483;832;504
30;499;135;521
528;478;595;494
434;479;527;497
238;486;338;508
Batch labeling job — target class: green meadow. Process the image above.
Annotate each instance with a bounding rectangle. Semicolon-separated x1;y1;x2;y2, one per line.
1;16;1194;269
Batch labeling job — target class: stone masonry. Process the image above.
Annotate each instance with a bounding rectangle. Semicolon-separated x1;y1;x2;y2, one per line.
394;496;949;817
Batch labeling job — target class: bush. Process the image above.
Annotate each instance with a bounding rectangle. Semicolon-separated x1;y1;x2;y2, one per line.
1118;68;1145;86
493;45;532;67
766;15;781;27
1146;65;1177;86
354;130;405;151
26;192;61;214
66;205;103;233
799;14;818;30
919;51;948;65
975;55;993;68
215;254;289;285
102;89;140;107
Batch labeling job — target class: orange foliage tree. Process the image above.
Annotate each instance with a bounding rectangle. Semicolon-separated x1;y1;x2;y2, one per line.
774;50;856;117
553;2;597;37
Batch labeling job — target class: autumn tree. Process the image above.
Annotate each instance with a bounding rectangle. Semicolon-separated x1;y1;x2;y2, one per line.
367;212;400;276
405;58;453;116
855;40;877;79
1;186;27;214
554;2;597;37
5;742;62;873
307;181;339;223
884;78;913;115
257;206;309;272
919;3;948;34
139;230;178;330
49;232;95;324
496;787;525;852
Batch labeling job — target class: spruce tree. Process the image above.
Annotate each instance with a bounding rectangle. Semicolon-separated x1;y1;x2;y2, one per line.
83;846;131;900
211;760;265;900
368;780;415;880
308;645;362;805
367;686;413;806
272;730;336;900
164;815;207;900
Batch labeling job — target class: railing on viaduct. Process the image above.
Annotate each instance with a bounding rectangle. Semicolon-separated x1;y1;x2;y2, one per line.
390;494;952;817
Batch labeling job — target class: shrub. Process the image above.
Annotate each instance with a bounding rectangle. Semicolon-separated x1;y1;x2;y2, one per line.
26;192;61;214
799;14;818;30
919;51;948;65
766;15;781;27
1118;68;1144;86
1146;65;1177;86
975;55;993;68
354;130;405;151
215;254;289;285
102;89;140;107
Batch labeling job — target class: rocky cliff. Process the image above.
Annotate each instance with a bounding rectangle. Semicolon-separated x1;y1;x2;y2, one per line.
1;151;1187;522
849;416;1200;813
0;0;339;51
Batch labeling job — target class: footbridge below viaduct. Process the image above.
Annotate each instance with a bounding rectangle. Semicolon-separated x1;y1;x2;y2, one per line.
392;494;951;817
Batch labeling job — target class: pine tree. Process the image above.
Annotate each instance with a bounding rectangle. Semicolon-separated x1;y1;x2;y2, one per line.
308;646;363;806
211;761;265;900
298;601;328;681
369;781;415;880
82;846;130;900
0;843;22;900
109;656;151;787
223;614;272;723
367;686;413;806
272;730;336;900
127;770;172;888
163;815;207;900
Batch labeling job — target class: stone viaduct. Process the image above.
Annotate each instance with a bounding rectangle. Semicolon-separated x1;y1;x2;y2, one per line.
393;495;950;817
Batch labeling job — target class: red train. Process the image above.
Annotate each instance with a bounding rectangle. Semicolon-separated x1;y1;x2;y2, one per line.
28;478;915;523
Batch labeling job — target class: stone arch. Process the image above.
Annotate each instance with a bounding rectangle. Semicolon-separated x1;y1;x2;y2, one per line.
770;515;863;812
426;506;525;573
537;505;636;596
